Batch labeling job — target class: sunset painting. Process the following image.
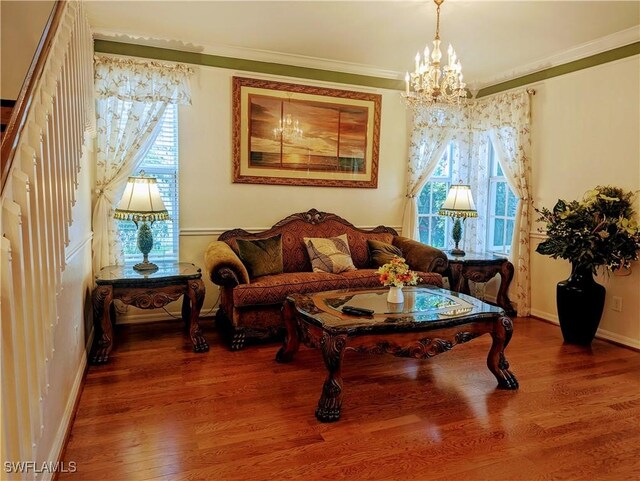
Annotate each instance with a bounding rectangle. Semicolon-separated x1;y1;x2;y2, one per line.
233;77;381;188
249;95;368;173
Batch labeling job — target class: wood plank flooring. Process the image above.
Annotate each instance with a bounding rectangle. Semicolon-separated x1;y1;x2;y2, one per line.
60;317;640;481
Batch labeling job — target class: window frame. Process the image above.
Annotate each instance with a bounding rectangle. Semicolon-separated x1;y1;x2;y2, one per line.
117;104;180;265
486;141;517;257
416;142;455;249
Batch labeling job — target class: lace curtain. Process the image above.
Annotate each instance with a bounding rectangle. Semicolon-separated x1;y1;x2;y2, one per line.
406;90;532;316
92;56;193;272
402;105;469;239
473;90;532;316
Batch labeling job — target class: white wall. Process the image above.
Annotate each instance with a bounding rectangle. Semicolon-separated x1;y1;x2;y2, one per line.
175;66;409;313
529;55;640;347
0;0;55;99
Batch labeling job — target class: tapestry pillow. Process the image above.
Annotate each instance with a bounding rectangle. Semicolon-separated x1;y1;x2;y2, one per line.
304;234;356;274
236;234;283;278
367;239;403;268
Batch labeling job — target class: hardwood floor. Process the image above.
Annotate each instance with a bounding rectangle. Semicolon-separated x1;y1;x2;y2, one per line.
60;317;640;481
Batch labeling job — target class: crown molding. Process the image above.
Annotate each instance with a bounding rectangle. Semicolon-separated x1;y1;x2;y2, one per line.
476;26;640;90
93;30;402;81
94;26;640;97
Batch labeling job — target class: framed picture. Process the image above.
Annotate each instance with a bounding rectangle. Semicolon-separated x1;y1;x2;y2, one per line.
232;77;381;188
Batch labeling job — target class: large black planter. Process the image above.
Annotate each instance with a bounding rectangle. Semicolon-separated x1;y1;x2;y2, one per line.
556;263;606;345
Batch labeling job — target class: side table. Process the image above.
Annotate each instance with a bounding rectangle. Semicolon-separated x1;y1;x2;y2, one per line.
91;262;208;364
445;251;516;316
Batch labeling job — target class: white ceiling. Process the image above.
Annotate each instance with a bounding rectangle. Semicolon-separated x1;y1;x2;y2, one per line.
86;1;640;89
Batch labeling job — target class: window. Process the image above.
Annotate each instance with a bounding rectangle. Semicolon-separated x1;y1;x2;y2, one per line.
417;143;454;249
486;141;518;255
117;104;179;264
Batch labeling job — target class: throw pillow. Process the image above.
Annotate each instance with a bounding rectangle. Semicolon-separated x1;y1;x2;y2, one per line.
236;234;283;278
367;239;403;267
304;234;356;273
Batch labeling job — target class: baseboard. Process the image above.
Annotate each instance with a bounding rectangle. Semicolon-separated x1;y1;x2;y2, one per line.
530;308;640;350
46;349;87;481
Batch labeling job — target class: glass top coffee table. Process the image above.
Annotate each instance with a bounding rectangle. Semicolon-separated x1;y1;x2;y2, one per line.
276;286;518;422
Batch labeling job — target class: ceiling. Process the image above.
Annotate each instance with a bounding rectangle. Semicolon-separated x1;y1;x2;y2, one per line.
86;1;640;90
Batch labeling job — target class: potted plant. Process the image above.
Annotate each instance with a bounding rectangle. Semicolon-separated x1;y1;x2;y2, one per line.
377;256;421;303
535;186;640;345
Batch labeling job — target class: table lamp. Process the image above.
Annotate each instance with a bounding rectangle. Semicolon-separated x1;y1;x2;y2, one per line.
439;183;478;256
114;173;169;272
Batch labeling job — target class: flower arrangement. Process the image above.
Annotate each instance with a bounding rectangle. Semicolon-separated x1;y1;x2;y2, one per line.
377;256;421;287
535;186;640;272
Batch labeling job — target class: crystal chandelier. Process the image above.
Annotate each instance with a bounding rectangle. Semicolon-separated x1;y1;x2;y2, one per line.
273;113;303;141
403;0;467;108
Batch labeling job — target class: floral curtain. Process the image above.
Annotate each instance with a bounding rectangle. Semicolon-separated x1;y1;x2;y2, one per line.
473;90;533;316
92;56;193;272
402;105;468;240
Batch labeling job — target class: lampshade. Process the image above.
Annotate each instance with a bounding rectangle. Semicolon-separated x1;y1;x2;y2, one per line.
114;175;169;222
439;184;478;218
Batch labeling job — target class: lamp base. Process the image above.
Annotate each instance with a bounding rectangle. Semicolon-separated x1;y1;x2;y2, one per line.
133;259;159;272
134;221;158;272
450;248;466;257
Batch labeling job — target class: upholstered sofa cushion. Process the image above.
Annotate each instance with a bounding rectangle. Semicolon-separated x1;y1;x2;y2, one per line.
236;234;283;278
233;272;349;308
304;234;356;273
275;219;394;272
367;239;403;267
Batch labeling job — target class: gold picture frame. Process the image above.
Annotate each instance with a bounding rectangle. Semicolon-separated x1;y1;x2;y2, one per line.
233;77;381;188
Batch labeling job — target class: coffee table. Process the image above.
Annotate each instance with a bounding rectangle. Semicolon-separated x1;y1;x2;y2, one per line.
275;286;518;422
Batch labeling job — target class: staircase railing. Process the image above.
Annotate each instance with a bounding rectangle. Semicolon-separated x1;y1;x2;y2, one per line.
0;0;94;471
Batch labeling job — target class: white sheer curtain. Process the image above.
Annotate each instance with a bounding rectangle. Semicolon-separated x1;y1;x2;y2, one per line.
92;56;193;272
474;90;532;316
402;105;468;239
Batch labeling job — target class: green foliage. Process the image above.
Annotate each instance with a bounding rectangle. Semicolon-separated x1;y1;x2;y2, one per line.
535;186;640;272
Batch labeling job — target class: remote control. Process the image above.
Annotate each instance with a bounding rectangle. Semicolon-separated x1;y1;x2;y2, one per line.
342;306;375;316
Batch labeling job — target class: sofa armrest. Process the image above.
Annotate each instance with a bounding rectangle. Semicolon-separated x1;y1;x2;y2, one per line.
204;241;250;287
392;236;448;274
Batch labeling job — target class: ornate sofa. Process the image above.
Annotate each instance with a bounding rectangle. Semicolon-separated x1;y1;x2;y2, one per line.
204;209;448;349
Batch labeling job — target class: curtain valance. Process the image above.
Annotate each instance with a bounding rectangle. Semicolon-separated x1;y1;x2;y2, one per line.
471;90;530;130
94;55;193;104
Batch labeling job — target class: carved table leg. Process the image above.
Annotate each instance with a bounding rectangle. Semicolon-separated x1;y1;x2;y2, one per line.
91;285;114;364
186;279;208;353
315;333;347;422
276;299;301;363
487;316;519;389
181;289;191;332
496;261;516;316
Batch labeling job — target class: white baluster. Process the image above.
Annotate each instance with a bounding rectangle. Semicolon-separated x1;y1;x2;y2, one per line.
1;236;31;475
2;200;39;461
12;168;47;423
21;138;54;369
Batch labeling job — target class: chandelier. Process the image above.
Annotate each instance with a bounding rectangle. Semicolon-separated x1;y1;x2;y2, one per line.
273;113;303;141
403;0;467;108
